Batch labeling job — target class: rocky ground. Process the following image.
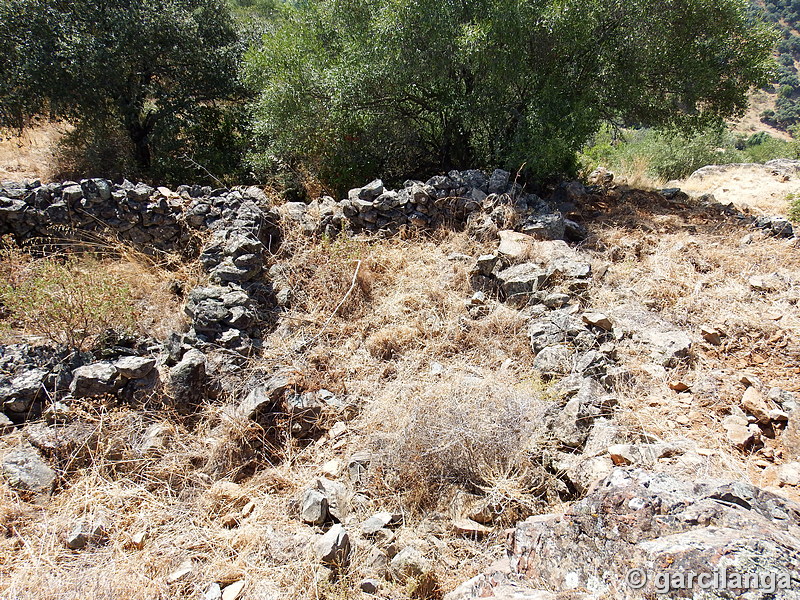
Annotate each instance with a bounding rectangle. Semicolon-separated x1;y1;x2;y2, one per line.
0;166;799;599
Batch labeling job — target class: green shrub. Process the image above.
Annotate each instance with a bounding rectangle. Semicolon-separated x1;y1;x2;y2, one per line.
581;126;799;182
741;134;799;162
0;251;137;350
789;192;800;221
246;0;773;192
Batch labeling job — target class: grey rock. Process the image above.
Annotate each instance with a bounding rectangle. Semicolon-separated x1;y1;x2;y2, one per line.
496;263;548;299
301;489;329;525
70;362;119;397
168;349;207;407
359;179;385;201
755;215;794;238
362;511;402;535
532;345;573;376
314;477;349;522
455;468;800;599
66;526;87;550
521;213;565;241
0;412;13;433
2;367;49;409
528;311;592;354
374;190;401;211
61;185;83;203
236;372;293;421
645;330;692;367
473;254;498;277
390;546;432;582
564;219;588;241
360;578;380;594
315;524;351;569
487;169;511;194
204;582;222;600
1;446;56;493
113;356;156;379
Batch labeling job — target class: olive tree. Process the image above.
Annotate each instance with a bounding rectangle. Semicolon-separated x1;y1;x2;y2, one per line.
246;0;775;191
0;0;245;179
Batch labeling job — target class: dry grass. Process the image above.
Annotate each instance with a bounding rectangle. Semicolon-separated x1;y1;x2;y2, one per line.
677;163;800;215
357;372;553;513
730;89;792;141
0;234;204;347
584;188;800;494
2;181;800;598
0;226;539;599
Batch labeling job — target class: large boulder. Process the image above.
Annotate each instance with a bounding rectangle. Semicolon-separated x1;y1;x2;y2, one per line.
447;468;800;599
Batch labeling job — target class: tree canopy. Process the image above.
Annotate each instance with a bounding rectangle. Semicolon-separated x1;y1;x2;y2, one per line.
246;0;776;190
0;0;245;180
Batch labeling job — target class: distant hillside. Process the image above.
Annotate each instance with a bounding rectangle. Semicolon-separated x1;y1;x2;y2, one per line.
754;0;800;131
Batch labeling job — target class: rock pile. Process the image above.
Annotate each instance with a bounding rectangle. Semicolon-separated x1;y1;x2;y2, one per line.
0;341;160;423
178;186;280;355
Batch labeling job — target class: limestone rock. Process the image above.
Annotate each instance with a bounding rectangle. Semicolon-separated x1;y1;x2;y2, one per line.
497;230;535;260
741;386;773;425
362;512;402;535
301;489;329;526
496;263;547;299
449;468;800;599
723;414;760;449
113;356;156;379
1;446;56;493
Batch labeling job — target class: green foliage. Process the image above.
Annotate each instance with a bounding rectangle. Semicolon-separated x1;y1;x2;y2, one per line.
581;125;799;181
754;0;800;131
788;192;800;221
246;0;774;192
0;249;137;350
0;0;247;183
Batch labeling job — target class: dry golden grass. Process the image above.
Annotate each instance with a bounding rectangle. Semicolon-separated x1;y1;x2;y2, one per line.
0;234;205;347
730;89;792;141
584;189;800;492
3;181;800;598
677;163;800;216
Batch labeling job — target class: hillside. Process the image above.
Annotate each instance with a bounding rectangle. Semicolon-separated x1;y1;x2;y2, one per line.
0;1;797;598
752;0;800;131
0;167;798;599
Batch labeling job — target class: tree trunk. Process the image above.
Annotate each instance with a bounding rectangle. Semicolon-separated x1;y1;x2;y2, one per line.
126;120;152;172
121;104;153;173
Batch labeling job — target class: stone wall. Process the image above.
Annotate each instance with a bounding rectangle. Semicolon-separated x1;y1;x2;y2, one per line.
0;178;280;253
281;169;589;242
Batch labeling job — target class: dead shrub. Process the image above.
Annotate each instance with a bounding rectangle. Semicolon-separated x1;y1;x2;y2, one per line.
363;374;551;512
365;324;421;360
